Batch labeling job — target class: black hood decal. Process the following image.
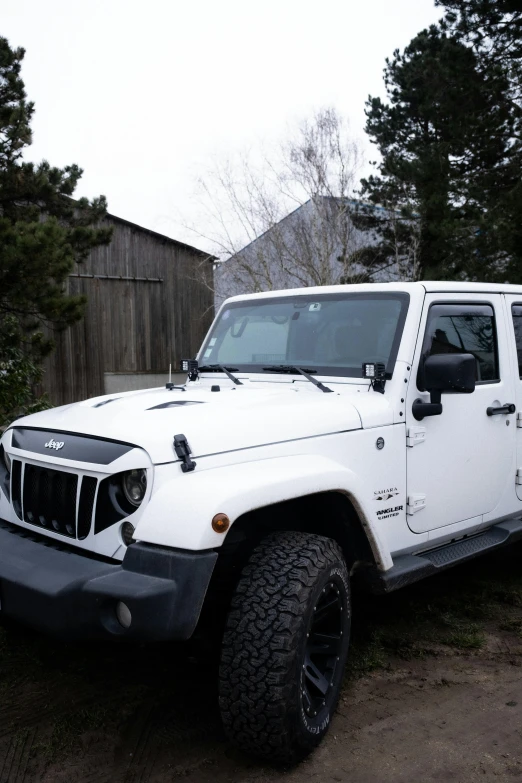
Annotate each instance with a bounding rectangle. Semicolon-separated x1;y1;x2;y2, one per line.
11;428;135;464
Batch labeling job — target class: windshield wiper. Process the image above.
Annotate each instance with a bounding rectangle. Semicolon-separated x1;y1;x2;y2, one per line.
262;365;333;394
198;364;243;385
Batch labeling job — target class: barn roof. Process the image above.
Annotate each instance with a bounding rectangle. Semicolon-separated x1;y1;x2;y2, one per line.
106;211;217;261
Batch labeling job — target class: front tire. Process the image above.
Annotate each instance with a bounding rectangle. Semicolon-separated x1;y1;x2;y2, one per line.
219;531;351;763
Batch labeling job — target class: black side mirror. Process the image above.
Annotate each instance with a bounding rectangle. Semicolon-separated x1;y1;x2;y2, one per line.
423;353;476;395
413;353;476;421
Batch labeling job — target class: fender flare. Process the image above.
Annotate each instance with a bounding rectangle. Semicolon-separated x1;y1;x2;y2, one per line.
135;454;392;570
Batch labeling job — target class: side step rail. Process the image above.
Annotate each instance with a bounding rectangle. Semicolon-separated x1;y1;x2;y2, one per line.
362;518;522;594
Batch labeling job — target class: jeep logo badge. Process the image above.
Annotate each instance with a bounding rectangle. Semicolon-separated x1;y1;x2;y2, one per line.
45;438;65;451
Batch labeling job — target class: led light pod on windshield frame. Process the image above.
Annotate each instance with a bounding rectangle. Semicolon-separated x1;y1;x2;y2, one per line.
362;362;387;394
180;359;199;381
122;469;147;507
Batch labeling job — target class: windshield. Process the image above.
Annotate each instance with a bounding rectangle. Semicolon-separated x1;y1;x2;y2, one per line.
200;292;409;378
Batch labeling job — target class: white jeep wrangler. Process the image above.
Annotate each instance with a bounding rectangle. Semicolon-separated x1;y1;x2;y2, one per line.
1;281;522;762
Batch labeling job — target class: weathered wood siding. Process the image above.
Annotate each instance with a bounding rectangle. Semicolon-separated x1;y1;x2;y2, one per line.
40;215;214;405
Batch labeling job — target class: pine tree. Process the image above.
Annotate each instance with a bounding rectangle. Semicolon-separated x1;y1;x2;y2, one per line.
437;0;522;281
438;0;522;100
0;37;112;423
356;21;521;282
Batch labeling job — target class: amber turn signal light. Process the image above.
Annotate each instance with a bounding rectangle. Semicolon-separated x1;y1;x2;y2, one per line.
212;513;230;533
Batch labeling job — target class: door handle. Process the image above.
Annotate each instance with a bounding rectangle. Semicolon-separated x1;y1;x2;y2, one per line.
486;403;516;416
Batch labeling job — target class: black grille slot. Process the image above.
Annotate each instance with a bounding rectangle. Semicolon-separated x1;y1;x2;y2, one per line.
23;464;78;538
12;460;22;519
77;476;97;539
0;445;10;501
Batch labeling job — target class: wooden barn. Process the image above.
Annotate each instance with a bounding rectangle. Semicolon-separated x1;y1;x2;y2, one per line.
40;212;215;406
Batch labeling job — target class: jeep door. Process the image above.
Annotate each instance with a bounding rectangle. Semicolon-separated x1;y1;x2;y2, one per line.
406;293;516;534
503;295;522;506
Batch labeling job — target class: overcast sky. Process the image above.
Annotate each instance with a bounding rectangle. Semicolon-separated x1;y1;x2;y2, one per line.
3;0;442;251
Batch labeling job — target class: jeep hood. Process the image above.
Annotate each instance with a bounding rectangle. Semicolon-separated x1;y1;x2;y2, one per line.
9;384;393;464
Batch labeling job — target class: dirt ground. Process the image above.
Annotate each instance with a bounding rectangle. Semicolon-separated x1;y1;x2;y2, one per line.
1;544;521;783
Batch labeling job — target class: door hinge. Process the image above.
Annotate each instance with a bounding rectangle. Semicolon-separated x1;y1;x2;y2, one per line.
406;426;426;448
407;494;426;515
516;469;522;485
517;413;522;428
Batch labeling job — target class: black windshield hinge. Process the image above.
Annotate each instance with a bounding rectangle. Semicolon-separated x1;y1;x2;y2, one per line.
173;434;197;473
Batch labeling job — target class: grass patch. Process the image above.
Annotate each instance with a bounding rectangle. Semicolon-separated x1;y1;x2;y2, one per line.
499;618;522;637
348;542;522;676
346;638;387;677
442;628;485;650
33;704;110;762
490;586;522;607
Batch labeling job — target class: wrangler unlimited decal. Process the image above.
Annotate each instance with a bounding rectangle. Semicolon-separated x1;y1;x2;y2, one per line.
376;505;404;520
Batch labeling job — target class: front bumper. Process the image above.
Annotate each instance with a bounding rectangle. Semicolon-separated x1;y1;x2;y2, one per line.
0;520;217;640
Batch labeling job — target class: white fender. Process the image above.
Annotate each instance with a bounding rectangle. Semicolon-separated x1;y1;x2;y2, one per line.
135;454;393;570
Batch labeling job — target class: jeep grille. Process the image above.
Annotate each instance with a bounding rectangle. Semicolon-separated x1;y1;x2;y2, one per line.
11;460;97;540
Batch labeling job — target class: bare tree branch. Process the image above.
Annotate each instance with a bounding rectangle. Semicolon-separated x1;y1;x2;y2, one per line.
181;108;415;303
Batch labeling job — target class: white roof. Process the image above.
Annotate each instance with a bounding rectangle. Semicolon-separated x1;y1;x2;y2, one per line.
225;281;522;304
421;281;522;293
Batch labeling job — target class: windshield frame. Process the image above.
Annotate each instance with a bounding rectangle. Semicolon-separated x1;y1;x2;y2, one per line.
199;291;410;379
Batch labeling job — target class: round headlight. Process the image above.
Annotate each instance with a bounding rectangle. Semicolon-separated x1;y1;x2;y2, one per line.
3;449;11;474
122;469;147;507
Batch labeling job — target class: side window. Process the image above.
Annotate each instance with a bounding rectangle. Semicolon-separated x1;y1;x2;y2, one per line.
420;303;499;384
511;305;522;379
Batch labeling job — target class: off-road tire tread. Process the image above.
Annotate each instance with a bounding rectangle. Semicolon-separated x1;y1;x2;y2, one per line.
219;531;349;762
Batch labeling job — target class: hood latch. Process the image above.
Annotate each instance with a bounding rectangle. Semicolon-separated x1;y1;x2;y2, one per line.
173;434;197;473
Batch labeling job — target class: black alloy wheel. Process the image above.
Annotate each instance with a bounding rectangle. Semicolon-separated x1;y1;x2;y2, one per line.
219;531;351;763
301;581;345;720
